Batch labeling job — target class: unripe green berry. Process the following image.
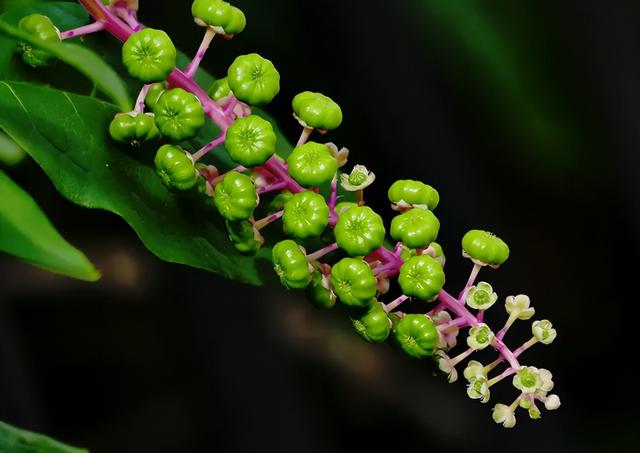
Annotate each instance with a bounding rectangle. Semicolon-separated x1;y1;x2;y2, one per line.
122;28;177;83
330;257;377;307
304;271;336;309
282;191;329;239
145;82;167;111
17;14;61;67
351;300;391;343
292;91;343;131
226;219;262;255
225;115;277;167
461;229;510;267
334;206;386;256
227;53;280;105
287;142;338;187
394;314;438;358
109;112;159;146
390;208;440;249
208;77;231;101
388;179;440;210
335;201;358;215
153;88;205;140
214;171;258;221
272;239;311;290
154;144;197;191
398;255;445;301
191;0;246;35
266;190;293;214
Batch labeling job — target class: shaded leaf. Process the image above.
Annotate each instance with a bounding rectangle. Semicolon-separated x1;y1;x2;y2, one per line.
0;419;88;453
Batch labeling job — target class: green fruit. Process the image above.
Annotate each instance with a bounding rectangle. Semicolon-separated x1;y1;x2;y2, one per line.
292;91;343;130
109;112;159;145
122;28;177;83
398;255;445;301
214;171;258;221
390;208;440;249
282;191;329;239
267;190;293;213
145;82;167;110
461;230;510;267
388;179;440;210
287;142;338;187
154;144;197;190
305;271;336;309
191;0;246;35
330;258;377;307
272;239;311;290
225;115;277;167
208;77;231;100
352;300;391;343
394;314;439;358
227;53;280;105
335;206;386;256
427;241;446;267
226;219;262;255
335;201;357;215
153;88;205;140
17;14;61;67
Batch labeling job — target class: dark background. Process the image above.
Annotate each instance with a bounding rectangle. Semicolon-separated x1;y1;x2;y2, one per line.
1;0;639;452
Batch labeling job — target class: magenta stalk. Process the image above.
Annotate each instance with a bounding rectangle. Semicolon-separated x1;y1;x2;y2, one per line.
184;28;216;79
192;133;226;162
384;294;408;313
307;243;339;262
59;21;106;39
253;210;283;231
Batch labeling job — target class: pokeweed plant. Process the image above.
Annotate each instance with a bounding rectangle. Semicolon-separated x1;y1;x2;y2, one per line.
0;0;561;435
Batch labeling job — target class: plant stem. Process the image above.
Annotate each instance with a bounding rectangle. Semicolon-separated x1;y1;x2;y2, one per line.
60;21;105;39
384;294;408;313
262;156;304;193
307;242;338;262
496;313;518;341
224;96;239;114
296;126;313;146
328;175;338;226
488;367;516;387
253;210;283;230
192;133;226;162
257;180;287;194
437;316;468;332
184;28;216;79
458;263;481;302
114;6;141;31
133;83;150;113
450;347;474;367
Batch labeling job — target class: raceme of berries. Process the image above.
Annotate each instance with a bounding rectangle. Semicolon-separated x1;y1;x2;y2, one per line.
18;0;560;427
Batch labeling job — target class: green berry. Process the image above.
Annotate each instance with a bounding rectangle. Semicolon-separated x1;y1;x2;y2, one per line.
225;115;277;167
390;208;440;249
304;271;336;309
17;14;61;67
335;201;357;215
398;255;445;301
145;82;167;111
394;314;438;358
292;91;343;131
272;239;311;290
122;28;177;83
266;190;293;213
330;257;377;307
282;191;329;239
153;88;205;140
191;0;246;35
109;112;159;146
334;206;386;256
214;171;258;221
287;142;338;187
388;179;440;210
154;144;197;191
227;53;280;105
427;241;446;267
226;219;262;255
461;229;510;267
351;300;391;343
208;77;231;101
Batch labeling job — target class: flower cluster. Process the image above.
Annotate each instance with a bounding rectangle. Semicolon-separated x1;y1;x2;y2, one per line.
15;0;560;426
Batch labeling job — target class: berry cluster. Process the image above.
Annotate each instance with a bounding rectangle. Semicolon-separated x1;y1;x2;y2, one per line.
16;0;561;427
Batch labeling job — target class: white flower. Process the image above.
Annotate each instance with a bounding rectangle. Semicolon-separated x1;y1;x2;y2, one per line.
467;376;491;403
465;281;498;310
537;368;554;392
432;311;458;349
532;319;557;345
544;394;561;410
463;360;486;382
492;404;516;428
513;366;542;394
326;142;349;168
467;323;494;350
435;351;458;383
505;294;535;320
340;165;375;191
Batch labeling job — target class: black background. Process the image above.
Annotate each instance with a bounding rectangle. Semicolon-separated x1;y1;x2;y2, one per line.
1;1;639;452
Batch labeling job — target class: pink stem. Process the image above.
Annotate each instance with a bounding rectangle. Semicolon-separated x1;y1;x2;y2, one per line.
437;316;469;332
114;7;142;31
392;242;403;255
328;176;338;226
384;295;408;313
254;210;283;230
262;157;304;193
458;263;481;302
210;165;247;186
436;290;478;326
224;96;239;115
59;21;105;39
307;243;339;262
296;127;313;146
192;133;226;162
257;180;287;194
184;28;216;79
427;301;445;317
133;84;150;113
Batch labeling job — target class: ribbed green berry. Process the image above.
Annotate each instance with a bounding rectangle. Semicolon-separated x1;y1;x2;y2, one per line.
388;179;440;210
226;219;262;255
390;208;440;249
398;255;445;301
208;77;231;101
335;201;357;215
330;258;377;307
272;239;311;290
153;88;205;140
427;241;446;267
225;115;276;167
145;82;167;110
214;171;258;221
287;142;338;187
292;91;343;131
122;28;176;83
351;300;391;343
154;144;197;191
282;191;329;239
17;14;61;67
305;271;336;309
334;206;386;256
109;112;159;145
191;0;246;35
394;314;438;358
462;230;510;267
227;53;280;105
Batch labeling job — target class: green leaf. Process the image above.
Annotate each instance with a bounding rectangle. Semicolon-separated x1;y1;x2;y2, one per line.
0;129;26;165
0;419;88;453
0;80;273;284
0;167;99;280
0;7;131;110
